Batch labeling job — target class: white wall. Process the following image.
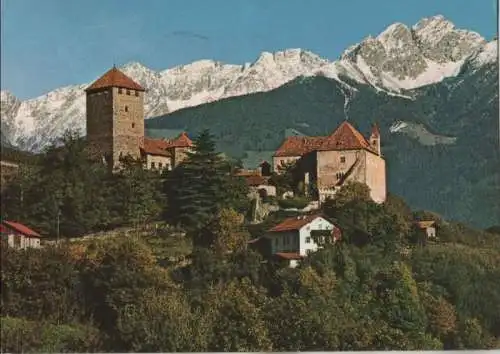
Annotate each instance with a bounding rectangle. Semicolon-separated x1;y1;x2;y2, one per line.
266;216;335;257
298;216;334;256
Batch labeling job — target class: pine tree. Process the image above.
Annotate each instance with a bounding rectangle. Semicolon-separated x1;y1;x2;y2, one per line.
164;129;246;232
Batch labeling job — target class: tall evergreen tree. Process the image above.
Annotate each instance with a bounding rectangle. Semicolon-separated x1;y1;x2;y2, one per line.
164;129;247;233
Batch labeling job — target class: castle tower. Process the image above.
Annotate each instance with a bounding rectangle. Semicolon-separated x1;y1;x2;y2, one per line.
85;66;146;167
369;123;381;156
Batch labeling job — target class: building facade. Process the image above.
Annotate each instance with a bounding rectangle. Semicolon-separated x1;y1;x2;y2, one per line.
0;220;41;249
273;121;387;204
264;214;341;267
85;67;193;169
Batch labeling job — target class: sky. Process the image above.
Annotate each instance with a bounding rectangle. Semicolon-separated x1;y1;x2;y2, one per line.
1;0;498;100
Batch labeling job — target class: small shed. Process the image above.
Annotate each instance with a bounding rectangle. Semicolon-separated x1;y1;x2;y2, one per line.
0;220;42;249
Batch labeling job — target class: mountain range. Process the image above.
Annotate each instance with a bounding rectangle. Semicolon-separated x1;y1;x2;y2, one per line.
1;15;498;227
1;15;497;151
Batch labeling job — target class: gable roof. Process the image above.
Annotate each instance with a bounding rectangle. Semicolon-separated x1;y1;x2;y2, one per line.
85;67;145;92
268;214;330;233
165;132;193;148
1;220;41;238
414;220;436;229
274;136;326;157
274;252;303;260
140;138;172;157
318;121;373;151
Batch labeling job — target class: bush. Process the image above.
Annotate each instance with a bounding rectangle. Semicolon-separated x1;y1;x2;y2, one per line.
0;316;102;353
277;197;311;209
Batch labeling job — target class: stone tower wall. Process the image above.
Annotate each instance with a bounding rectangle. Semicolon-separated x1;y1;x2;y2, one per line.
365;152;387;203
111;87;145;165
86;89;114;162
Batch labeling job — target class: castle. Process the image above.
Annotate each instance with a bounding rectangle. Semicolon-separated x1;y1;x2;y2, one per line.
85;66;193;171
85;66;386;204
273;121;387;204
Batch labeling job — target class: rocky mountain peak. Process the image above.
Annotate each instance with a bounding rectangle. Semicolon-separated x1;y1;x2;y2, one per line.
1;15;496;152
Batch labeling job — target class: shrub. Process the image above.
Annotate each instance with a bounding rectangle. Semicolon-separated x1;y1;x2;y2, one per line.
0;316;102;353
277;197;311;209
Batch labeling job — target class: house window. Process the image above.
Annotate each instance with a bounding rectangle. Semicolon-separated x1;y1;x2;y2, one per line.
305;237;311;244
125;106;129;112
126;90;131;95
158;162;163;169
118;88;123;94
135;91;139;97
132;123;135;128
340;156;346;163
151;162;155;169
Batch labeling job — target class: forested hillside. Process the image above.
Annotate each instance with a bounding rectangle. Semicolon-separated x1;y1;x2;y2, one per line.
1;130;499;352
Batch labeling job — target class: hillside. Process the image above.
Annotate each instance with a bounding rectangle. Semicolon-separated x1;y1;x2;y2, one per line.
145;56;499;228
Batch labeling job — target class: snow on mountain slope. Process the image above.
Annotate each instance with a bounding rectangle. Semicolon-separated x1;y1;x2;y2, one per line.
1;15;496;151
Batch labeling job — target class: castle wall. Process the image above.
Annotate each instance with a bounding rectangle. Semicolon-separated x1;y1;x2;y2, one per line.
86;89;114;162
112;87;144;165
316;149;366;189
365;152;386;203
144;154;172;171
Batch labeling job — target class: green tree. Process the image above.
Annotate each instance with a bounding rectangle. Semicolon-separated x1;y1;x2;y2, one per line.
109;156;164;228
164;129;247;232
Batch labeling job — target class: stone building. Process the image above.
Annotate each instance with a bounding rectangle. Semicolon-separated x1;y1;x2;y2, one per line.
85;66;192;169
273;121;386;204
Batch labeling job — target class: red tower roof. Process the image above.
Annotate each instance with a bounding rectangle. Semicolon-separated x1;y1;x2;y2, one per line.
85;67;145;92
318;121;372;151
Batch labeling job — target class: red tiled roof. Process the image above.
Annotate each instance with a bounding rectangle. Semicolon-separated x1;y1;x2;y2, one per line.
414;221;436;229
140;138;172;157
85;67;145;92
268;214;324;233
1;220;41;238
318;121;372;151
244;175;269;186
274;136;326;157
371;123;380;138
165;132;193;148
275;252;303;260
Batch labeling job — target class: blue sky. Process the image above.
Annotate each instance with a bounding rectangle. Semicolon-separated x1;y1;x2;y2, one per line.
1;0;498;99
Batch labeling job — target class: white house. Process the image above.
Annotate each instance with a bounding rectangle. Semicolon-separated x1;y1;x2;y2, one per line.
264;214;341;267
0;220;42;249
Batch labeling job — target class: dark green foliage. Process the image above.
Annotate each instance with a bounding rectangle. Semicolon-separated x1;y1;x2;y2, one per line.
277;196;311;209
1;165;499;351
1;130;165;237
0;317;102;353
163;129;249;233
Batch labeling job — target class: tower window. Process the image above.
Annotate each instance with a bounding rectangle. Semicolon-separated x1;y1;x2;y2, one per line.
125;106;129;112
132;123;135;128
126;90;131;95
340;156;346;163
118;88;123;94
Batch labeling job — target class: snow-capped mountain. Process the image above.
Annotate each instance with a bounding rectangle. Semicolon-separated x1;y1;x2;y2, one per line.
1;15;497;151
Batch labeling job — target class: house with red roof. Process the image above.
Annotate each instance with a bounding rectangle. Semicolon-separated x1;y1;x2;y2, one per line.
0;220;42;250
273;121;386;204
253;214;341;268
85;66;193;171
